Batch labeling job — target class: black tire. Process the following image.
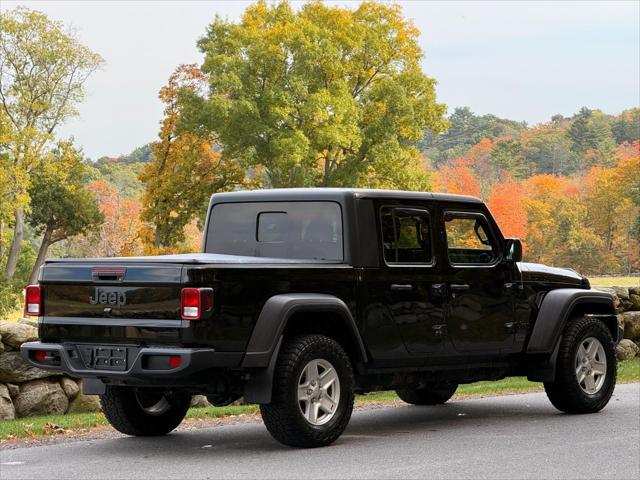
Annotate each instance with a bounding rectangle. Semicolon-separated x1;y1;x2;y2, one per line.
260;334;355;448
100;386;191;436
544;316;616;414
396;383;458;405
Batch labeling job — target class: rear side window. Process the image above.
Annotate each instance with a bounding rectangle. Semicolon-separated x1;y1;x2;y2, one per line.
380;207;433;265
444;211;497;265
206;202;343;261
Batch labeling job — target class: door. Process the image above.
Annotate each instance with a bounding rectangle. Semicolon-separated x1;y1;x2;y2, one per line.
441;210;517;353
378;205;447;354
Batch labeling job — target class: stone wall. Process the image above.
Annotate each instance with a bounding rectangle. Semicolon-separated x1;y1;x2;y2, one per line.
0;320;100;420
1;285;638;420
594;286;640;360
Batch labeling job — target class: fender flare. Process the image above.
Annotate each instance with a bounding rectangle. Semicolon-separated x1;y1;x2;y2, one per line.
526;288;618;382
242;293;368;368
526;288;617;355
242;293;367;404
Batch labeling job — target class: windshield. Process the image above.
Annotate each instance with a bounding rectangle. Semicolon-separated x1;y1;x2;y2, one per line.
205;201;344;261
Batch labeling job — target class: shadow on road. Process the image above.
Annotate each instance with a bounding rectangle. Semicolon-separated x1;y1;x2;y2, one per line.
100;394;568;457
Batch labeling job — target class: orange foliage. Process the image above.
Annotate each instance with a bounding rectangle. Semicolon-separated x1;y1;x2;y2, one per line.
617;141;640;161
86;180;143;257
487;177;528;240
433;159;481;197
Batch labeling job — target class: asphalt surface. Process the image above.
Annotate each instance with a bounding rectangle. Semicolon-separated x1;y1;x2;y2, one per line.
1;383;639;480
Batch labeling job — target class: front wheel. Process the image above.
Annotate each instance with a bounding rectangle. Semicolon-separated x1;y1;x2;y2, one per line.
544;316;616;414
260;334;355;448
100;386;191;436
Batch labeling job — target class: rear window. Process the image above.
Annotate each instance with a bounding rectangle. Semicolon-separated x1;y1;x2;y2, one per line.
205;201;343;261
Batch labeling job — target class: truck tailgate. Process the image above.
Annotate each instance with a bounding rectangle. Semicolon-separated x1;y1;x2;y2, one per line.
39;263;184;344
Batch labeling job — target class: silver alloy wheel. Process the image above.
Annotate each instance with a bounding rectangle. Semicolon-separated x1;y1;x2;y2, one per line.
575;337;607;395
135;391;171;416
297;358;341;426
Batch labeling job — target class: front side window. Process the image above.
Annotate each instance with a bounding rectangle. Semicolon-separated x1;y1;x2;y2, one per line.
381;207;433;265
445;212;498;265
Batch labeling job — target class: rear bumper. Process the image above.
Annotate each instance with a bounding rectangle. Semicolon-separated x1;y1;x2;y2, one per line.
21;341;242;381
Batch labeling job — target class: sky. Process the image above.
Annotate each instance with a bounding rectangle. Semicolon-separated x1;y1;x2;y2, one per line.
3;0;639;160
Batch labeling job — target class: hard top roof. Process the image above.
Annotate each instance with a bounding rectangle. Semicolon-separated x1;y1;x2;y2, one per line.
211;188;482;204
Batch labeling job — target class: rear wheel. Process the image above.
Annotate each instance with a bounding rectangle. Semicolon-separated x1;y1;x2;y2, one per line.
100;386;191;436
544;316;616;414
260;334;354;448
396;383;458;405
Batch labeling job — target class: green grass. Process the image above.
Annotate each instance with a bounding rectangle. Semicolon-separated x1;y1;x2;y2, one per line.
1;359;637;442
589;276;639;287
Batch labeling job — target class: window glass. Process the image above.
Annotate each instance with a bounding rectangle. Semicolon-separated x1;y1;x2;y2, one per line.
206;202;343;261
381;207;432;264
445;213;497;265
257;212;288;243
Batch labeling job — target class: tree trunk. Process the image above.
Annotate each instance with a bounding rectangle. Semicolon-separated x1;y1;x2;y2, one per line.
0;218;5;260
6;208;24;281
28;230;52;285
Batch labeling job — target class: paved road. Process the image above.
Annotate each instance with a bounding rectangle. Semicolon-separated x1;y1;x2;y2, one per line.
2;383;639;480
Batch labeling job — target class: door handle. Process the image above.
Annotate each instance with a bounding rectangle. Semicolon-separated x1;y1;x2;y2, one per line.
450;284;470;292
390;284;414;291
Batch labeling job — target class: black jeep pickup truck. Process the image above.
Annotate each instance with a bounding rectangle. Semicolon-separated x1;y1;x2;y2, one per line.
22;188;622;448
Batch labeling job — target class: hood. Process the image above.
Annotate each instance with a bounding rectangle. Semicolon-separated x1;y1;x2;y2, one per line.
518;262;587;288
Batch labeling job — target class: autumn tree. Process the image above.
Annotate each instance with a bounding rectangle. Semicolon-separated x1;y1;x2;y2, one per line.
65;180;142;258
140;64;248;249
0;7;103;280
433;158;481;197
26;142;103;283
487;177;527;240
181;0;447;189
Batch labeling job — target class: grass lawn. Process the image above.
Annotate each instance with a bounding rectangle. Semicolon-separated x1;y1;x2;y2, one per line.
1;358;638;442
589;276;639;287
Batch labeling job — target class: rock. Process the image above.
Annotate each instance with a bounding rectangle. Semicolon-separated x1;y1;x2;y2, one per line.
190;395;212;408
14;378;68;417
67;391;101;413
629;294;640;311
622;311;640;341
0;321;38;348
0;383;15;420
6;383;19;397
594;287;621;311
0;337;4;354
629;286;640;296
17;318;39;328
616;339;640;361
611;286;630;300
0;351;59;383
60;377;80;400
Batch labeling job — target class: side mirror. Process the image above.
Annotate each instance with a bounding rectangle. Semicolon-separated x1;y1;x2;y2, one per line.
505;238;523;262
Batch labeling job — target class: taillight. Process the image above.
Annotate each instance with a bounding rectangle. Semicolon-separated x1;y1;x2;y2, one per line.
24;285;42;317
180;288;213;320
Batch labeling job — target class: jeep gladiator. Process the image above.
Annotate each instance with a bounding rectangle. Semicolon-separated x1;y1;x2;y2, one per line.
21;188;622;447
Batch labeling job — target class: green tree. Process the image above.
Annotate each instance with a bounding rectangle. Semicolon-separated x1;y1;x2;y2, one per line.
182;0;447;188
521;124;579;174
611;108;640;144
0;7;103;280
567;108;616;165
490;139;528;178
26;141;103;283
422;107;525;164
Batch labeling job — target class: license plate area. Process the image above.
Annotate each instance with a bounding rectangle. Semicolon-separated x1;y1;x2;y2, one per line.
78;345;128;371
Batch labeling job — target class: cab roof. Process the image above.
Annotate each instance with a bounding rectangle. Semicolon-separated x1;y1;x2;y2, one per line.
211;188;483;204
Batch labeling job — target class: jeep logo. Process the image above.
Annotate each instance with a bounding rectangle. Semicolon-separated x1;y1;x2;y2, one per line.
89;288;126;307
